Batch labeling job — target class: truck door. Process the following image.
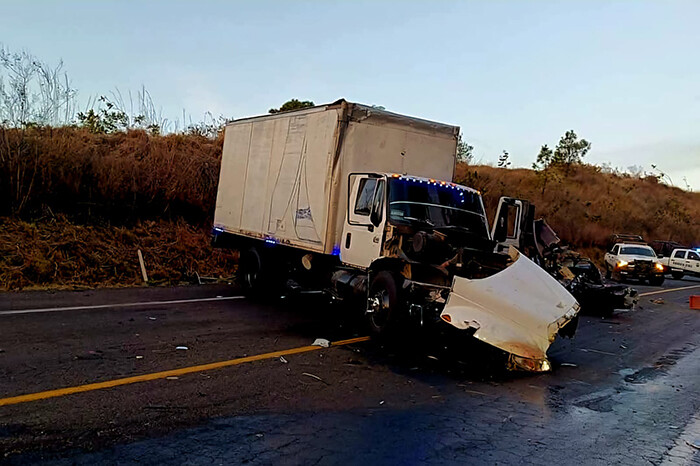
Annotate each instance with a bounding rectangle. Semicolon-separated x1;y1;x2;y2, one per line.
341;174;386;268
670;250;687;270
491;197;525;254
686;251;700;273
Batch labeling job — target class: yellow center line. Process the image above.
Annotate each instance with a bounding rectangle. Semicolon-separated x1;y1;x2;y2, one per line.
0;336;371;408
639;284;700;297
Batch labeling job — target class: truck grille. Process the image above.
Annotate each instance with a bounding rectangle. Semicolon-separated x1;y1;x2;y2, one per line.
634;261;653;273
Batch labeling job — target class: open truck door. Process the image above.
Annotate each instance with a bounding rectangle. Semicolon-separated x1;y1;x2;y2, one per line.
491;197;538;258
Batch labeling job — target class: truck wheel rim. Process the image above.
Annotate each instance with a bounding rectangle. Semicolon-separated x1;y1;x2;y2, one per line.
370;289;391;328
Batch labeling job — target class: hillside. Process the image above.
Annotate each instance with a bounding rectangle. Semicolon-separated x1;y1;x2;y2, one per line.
1;126;698;290
456;164;699;250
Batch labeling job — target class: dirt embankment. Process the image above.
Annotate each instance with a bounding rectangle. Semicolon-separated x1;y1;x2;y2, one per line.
0;217;237;291
456;164;700;252
1;126;698;290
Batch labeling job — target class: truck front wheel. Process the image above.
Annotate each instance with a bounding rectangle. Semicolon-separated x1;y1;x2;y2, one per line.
367;271;402;336
671;271;684;280
648;275;665;286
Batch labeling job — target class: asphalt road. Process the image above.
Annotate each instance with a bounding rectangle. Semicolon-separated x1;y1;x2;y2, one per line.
1;277;700;465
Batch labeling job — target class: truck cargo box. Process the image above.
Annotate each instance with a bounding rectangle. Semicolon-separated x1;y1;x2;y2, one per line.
213;99;459;254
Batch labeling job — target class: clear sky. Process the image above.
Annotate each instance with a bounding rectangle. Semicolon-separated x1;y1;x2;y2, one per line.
2;1;699;189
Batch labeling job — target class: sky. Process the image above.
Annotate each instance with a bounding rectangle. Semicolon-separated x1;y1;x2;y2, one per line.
2;1;699;189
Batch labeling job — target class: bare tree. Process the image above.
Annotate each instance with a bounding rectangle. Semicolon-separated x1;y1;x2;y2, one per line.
0;44;76;126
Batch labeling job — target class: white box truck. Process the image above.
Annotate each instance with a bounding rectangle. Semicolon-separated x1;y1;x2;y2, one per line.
212;100;579;371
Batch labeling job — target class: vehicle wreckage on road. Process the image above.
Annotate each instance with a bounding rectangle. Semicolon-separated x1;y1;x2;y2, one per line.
211;100;580;371
491;198;639;317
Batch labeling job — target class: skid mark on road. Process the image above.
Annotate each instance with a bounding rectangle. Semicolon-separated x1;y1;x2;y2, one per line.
0;295;246;316
0;336;371;407
639;284;700;298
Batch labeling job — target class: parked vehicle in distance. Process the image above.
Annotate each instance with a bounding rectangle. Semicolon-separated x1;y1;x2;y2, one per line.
211;99;580;372
649;240;687;261
604;239;665;286
658;248;700;279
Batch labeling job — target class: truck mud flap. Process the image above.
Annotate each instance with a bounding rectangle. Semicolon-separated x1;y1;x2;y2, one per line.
440;248;580;372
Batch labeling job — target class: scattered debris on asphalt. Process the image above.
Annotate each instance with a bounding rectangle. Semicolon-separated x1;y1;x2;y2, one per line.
166;376;179;380
651;298;665;305
580;348;616;356
560;362;578;367
620;344;627;349
75;350;103;360
687;439;700;450
379;400;385;405
135;356;144;359
312;338;330;348
302;372;326;384
0;349;5;353
175;346;188;351
148;317;157;320
279;356;288;364
464;389;488;396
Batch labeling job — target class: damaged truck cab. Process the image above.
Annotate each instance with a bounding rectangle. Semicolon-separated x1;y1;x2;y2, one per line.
211;100;580;371
339;174;580;371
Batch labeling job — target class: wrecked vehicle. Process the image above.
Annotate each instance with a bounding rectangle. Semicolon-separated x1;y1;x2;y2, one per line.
211;100;580;371
491;197;638;316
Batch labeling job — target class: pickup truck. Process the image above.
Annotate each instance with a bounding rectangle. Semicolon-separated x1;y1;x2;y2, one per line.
211;99;580;372
658;248;700;279
604;242;665;285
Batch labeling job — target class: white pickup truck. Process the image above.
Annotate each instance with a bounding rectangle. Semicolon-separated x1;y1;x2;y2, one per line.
604;242;665;286
658;248;700;279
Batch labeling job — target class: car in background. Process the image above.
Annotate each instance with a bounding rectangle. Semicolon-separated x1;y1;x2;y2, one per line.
658;248;700;279
604;239;665;286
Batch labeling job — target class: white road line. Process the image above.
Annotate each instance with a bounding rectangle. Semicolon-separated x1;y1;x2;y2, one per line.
639;284;700;297
0;296;246;316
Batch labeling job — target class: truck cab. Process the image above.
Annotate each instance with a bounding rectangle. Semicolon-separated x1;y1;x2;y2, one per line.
336;174;580;371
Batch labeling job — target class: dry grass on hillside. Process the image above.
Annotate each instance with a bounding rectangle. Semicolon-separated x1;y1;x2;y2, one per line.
0;216;237;291
456;164;700;248
0;126;222;222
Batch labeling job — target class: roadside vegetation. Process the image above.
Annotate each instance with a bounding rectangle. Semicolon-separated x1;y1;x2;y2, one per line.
1;45;698;290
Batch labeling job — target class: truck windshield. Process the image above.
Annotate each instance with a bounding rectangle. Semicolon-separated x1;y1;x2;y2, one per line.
620;246;655;257
387;178;489;238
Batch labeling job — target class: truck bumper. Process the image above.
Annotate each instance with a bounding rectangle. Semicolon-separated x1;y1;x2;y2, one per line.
440;248;580;372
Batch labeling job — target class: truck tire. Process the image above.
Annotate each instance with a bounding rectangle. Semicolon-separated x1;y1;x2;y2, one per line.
671;271;684;280
367;271;402;336
648;275;665;286
239;247;284;298
239;247;264;294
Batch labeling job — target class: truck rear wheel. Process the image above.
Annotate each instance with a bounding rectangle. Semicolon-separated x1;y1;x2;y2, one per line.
239;247;284;298
239;247;263;294
367;271;402;336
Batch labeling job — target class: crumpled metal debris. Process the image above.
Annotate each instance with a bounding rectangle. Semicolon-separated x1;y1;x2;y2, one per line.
312;338;330;348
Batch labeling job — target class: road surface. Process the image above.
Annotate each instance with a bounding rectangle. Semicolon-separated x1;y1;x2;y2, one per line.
1;278;700;465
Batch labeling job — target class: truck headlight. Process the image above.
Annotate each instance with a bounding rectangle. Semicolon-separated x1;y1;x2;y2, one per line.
616;260;628;268
655;263;664;272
